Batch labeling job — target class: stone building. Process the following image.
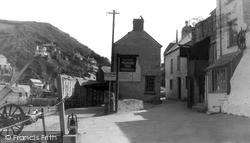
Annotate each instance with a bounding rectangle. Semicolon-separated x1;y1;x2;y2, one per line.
164;22;192;100
113;17;162;102
185;10;216;109
164;34;192;100
205;0;250;116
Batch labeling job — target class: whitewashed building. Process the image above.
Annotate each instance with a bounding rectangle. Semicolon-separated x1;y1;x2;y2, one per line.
164;33;192;100
205;0;250;117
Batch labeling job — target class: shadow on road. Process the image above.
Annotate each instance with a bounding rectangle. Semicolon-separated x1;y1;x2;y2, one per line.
115;100;250;143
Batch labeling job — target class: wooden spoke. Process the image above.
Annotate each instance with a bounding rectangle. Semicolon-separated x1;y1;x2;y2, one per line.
0;104;26;137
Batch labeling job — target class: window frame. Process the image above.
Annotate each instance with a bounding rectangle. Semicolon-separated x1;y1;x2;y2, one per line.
228;19;238;47
170;59;173;74
145;76;156;94
177;56;181;72
170;79;173;90
209;68;228;93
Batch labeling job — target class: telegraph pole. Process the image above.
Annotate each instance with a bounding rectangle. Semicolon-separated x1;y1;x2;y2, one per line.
108;10;119;112
108;10;119;72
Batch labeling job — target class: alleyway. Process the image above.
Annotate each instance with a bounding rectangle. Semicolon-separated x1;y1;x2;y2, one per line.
25;101;250;143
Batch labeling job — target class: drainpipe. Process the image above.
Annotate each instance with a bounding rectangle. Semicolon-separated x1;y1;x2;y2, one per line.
219;0;223;56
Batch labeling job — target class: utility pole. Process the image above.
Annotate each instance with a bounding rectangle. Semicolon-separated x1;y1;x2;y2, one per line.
108;10;119;72
108;10;119;112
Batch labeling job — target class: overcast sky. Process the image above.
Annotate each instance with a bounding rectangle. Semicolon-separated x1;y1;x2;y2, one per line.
0;0;216;62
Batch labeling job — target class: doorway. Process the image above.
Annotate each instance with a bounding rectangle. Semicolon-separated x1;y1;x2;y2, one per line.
178;77;181;100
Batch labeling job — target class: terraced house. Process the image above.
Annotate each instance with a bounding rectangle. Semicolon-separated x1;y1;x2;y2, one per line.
205;0;250;117
164;22;192;101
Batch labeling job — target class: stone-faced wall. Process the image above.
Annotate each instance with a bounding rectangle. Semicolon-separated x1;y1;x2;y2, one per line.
216;0;245;57
113;38;161;101
113;18;161;102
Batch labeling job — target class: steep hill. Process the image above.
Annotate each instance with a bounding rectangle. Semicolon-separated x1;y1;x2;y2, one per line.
0;19;110;83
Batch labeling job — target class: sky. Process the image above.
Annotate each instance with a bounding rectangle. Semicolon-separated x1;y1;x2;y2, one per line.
0;0;216;62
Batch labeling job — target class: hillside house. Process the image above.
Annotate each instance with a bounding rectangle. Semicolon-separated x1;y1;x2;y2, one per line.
0;85;28;105
0;54;11;82
29;78;44;97
113;17;162;102
205;0;250;117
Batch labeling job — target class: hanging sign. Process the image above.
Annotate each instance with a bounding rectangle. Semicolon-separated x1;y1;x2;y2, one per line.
119;55;138;72
59;75;74;99
104;72;116;81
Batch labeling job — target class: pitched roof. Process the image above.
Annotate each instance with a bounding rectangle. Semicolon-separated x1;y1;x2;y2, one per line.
10;86;26;93
30;78;42;84
165;33;192;55
101;66;111;73
164;43;176;55
17;85;31;92
74;77;87;85
206;50;243;71
115;31;162;49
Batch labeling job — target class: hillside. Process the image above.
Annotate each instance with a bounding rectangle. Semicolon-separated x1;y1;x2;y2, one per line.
0;19;110;83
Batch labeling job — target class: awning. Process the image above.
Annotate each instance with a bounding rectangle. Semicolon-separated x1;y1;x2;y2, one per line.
206;50;243;71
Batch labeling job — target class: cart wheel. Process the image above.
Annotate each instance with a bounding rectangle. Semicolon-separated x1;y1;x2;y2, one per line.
0;104;26;137
237;28;247;50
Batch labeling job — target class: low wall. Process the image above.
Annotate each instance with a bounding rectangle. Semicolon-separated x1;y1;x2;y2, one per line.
207;93;227;112
27;98;57;106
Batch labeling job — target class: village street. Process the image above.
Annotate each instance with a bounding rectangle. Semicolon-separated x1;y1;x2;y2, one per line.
23;100;250;143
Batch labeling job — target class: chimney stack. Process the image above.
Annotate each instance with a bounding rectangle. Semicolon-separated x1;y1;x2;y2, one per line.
181;21;192;39
133;16;144;31
176;30;178;44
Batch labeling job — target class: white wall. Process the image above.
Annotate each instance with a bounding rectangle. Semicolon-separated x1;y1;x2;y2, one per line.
165;49;188;100
211;0;250;117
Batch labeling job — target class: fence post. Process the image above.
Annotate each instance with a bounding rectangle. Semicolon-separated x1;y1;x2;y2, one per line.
57;75;66;136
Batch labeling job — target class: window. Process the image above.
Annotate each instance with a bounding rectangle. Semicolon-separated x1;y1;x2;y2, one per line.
170;59;173;73
209;43;217;64
177;56;181;71
228;20;237;46
210;68;227;93
170;79;173;90
145;76;155;94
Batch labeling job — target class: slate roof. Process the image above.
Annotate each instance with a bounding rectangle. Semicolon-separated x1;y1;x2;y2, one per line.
165;33;192;55
30;78;42;83
17;85;31;93
206;50;243;71
101;66;111;73
115;31;162;49
164;43;176;55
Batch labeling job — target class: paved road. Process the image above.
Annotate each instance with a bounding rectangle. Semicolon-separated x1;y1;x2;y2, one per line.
23;100;250;143
78;101;250;143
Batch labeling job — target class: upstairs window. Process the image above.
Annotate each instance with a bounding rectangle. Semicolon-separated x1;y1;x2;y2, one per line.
177;56;181;71
228;20;237;46
170;59;173;73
